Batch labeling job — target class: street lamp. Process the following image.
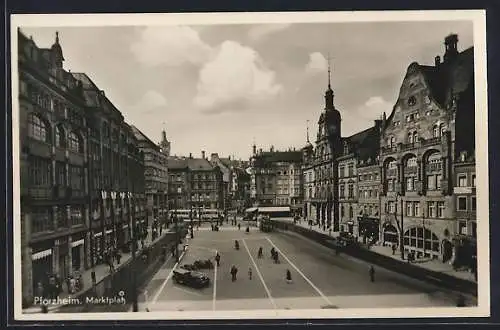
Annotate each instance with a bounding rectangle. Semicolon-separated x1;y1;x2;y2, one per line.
101;190;107;254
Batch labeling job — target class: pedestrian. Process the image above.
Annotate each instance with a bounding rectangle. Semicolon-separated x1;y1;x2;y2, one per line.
230;265;238;282
69;276;76;294
392;244;396;255
248;267;253;280
369;265;375;282
116;250;122;265
215;253;221;267
270;247;275;258
286;269;292;284
238;223;241;230
257;247;263;259
36;282;48;313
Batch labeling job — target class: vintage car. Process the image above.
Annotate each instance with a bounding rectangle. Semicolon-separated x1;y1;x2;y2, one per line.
172;268;210;288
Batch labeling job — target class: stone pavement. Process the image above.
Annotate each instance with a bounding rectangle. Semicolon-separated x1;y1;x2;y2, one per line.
277;218;476;283
23;226;176;314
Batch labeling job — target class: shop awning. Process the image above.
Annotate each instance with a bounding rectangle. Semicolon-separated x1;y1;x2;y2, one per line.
245;207;258;213
32;249;52;260
70;239;84;248
258;206;290;213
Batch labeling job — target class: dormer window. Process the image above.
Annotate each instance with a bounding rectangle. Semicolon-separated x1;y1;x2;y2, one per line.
407;96;417;106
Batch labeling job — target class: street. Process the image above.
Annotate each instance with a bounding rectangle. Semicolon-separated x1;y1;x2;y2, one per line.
141;222;471;312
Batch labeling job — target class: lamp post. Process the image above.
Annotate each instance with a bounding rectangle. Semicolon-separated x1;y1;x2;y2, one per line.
128;191;138;312
111;191;117;250
174;187;181;262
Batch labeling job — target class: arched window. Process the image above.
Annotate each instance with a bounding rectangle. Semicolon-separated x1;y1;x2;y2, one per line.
68;132;82;153
27;113;50;142
433;125;440;138
55;125;65;148
439;123;446;136
412;131;418;143
425;152;442;191
408;132;413;143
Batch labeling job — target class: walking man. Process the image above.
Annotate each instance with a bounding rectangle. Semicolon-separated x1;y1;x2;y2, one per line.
369;265;375;283
238;223;241;231
257;246;263;259
248;267;253;280
230;265;238;282
215;252;221;267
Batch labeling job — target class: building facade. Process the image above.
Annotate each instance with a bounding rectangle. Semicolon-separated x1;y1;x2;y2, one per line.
250;147;303;208
302;66;342;230
132;127;169;225
19;31;146;305
453;150;476;269
210;153;232;211
357;161;381;243
379;34;474;261
188;152;224;211
167;158;190;210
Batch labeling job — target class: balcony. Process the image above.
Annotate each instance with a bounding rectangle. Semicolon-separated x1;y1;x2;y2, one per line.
381;145;397;155
421;136;442;147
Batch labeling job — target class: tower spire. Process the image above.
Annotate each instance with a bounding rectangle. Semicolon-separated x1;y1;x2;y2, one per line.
327;52;332;90
55;31;59;44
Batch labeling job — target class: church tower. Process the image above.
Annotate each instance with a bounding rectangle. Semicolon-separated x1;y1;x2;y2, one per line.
159;128;171;156
50;31;64;69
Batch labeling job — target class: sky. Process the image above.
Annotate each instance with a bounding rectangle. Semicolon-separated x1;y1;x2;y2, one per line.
20;20;473;160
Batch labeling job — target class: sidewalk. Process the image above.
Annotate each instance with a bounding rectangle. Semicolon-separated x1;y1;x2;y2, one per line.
275;218;476;283
23;226;175;314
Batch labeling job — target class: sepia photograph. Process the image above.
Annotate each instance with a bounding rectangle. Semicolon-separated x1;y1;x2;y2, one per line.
10;10;489;321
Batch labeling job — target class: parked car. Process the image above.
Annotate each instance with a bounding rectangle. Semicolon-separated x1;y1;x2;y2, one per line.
172;268;210;288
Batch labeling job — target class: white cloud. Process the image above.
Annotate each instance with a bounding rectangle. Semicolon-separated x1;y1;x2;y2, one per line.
194;40;283;113
306;52;328;73
132;90;168;114
357;96;393;120
248;23;291;41
130;26;213;66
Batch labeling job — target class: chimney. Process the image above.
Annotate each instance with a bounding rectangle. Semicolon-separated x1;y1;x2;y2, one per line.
229;155;231;160
259;148;263;154
189;153;193;159
270;146;274;152
252;144;256;155
162;130;167;141
202;150;206;159
435;55;441;67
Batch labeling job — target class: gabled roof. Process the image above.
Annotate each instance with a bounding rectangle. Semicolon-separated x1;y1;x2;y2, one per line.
254;151;302;164
187;158;216;171
344;124;380;162
131;125;159;150
167;157;188;169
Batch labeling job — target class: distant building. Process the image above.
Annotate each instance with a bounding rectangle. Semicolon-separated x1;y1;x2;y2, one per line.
188;151;224;210
210;153;232;211
167;157;189;210
132;127;169;225
249;146;303;209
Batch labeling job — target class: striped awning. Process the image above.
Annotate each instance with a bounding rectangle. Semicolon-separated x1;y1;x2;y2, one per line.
70;239;84;248
94;232;103;237
245;207;258;213
257;206;290;213
32;249;52;260
105;229;113;234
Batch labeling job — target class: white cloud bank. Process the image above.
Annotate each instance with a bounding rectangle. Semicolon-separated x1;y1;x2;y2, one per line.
130;26;213;66
194;40;283;113
306;52;328;73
